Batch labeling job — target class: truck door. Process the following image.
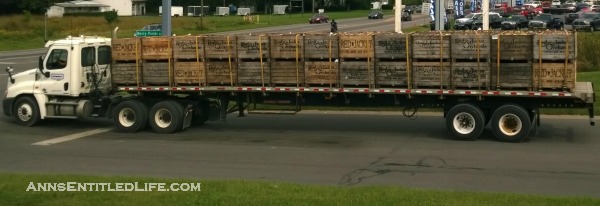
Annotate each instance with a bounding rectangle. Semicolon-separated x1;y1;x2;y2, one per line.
35;46;74;96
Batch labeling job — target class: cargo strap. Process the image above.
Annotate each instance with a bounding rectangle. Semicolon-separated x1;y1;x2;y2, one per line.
295;34;300;88
195;36;204;87
168;38;173;88
563;30;570;91
135;39;140;88
439;30;443;90
259;35;265;87
476;31;481;91
406;34;411;90
367;34;372;89
496;34;501;90
227;36;233;87
328;35;333;88
537;33;543;90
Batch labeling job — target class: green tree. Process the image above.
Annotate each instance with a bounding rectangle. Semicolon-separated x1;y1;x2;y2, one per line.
19;0;63;14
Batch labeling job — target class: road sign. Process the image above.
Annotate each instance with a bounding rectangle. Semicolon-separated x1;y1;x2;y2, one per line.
135;30;162;37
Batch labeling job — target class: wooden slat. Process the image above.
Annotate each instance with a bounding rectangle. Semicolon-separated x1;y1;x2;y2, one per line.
141;37;172;60
375;61;408;87
173;36;204;60
374;33;409;59
304;34;339;59
339;34;374;59
412;61;451;88
174;61;205;85
305;61;339;85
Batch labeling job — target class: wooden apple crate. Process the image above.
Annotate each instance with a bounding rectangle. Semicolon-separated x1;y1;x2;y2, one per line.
141;37;172;60
270;60;304;85
173;61;206;86
237;61;271;85
304;34;339;60
339;34;374;59
532;62;576;91
451;32;491;60
339;61;376;87
411;61;451;88
411;32;451;60
491;62;533;90
142;61;170;85
304;61;339;85
270;34;304;59
532;32;576;60
205;60;237;85
491;33;532;61
236;34;270;59
373;33;409;60
112;38;141;62
112;62;142;85
204;35;237;59
451;60;491;89
374;61;409;87
173;36;205;60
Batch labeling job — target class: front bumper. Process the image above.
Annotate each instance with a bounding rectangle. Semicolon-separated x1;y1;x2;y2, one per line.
572;25;591;30
3;97;14;117
453;24;471;30
502;24;519;30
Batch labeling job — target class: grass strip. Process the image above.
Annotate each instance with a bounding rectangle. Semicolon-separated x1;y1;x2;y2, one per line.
0;173;598;206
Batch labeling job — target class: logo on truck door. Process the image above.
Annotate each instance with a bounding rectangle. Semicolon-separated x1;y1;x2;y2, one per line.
50;73;64;80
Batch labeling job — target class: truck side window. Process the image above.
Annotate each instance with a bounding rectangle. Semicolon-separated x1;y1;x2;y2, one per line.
46;49;68;70
81;47;95;67
98;46;111;65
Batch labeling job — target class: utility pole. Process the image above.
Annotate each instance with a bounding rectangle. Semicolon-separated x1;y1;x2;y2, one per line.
162;0;172;36
395;0;402;32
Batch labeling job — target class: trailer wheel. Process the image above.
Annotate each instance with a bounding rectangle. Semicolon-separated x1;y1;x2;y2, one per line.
113;100;148;133
445;104;485;140
490;104;531;142
149;101;184;134
13;96;41;127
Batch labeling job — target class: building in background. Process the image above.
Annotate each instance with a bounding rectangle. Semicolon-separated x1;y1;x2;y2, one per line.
47;0;146;17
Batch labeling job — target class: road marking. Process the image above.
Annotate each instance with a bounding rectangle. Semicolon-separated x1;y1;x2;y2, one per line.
32;128;112;146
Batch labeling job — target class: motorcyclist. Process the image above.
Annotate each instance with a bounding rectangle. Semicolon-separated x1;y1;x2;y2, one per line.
330;19;338;33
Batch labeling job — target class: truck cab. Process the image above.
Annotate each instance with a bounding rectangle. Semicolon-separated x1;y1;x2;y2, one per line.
4;36;112;126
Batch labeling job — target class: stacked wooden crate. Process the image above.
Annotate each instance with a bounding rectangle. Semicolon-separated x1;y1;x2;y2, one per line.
373;32;409;88
304;33;339;87
140;37;172;85
173;36;206;86
339;33;375;87
411;32;451;89
111;38;141;86
236;34;270;86
491;31;533;90
532;31;576;91
450;31;492;90
204;35;237;86
270;34;304;86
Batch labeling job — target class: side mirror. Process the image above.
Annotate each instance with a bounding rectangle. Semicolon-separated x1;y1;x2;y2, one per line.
44;71;50;78
38;55;44;72
6;66;15;84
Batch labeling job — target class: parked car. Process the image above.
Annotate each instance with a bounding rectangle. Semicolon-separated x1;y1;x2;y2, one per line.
309;13;329;24
528;13;564;29
572;12;600;31
592;5;600;12
501;15;530;30
367;10;384;19
454;13;482;30
576;3;591;12
472;13;504;30
403;7;414;15
401;11;412;21
565;12;583;24
552;0;561;6
415;5;422;13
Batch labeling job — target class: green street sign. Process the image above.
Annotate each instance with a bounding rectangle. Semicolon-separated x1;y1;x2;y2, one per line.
135;30;162;37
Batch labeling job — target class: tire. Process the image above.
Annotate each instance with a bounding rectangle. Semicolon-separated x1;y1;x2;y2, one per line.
148;101;184;134
13;96;41;127
490;104;531;143
445;104;485;140
113;100;148;133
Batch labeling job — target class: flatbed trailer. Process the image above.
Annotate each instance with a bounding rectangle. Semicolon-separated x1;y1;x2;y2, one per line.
2;30;595;143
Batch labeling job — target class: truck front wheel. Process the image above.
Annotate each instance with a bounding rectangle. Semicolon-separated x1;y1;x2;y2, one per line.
148;101;184;134
113;100;148;133
490;104;531;142
13;96;41;127
445;103;485;140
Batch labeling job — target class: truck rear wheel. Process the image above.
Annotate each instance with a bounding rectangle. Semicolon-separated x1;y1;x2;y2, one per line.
445;103;485;140
148;101;184;134
13;96;41;127
113;100;148;133
490;104;531;142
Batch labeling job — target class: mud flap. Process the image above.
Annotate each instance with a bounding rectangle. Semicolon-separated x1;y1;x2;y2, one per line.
182;105;194;130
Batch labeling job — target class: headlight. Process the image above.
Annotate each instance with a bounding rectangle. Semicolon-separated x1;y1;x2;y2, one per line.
542;22;547;27
583;21;591;24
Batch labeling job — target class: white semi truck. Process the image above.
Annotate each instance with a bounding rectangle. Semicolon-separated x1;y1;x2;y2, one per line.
2;31;595;142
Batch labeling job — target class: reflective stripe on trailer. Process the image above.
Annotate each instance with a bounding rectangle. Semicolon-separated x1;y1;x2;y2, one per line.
118;87;572;97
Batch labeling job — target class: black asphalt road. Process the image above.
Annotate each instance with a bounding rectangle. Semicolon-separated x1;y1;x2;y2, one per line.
1;14;599;198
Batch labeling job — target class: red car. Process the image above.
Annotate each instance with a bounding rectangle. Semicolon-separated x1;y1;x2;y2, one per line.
309;13;329;24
